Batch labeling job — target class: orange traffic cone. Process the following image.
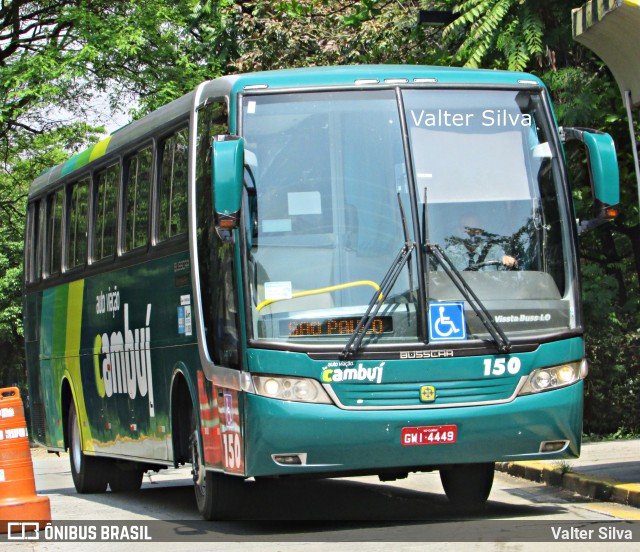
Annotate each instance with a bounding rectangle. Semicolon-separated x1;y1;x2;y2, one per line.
0;387;51;533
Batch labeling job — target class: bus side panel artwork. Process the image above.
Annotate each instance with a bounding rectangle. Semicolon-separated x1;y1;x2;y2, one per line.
27;251;197;461
81;253;195;461
26;281;96;451
39;285;72;450
49;281;105;453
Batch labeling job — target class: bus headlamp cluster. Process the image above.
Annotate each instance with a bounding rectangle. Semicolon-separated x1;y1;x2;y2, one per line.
519;361;586;395
253;375;332;404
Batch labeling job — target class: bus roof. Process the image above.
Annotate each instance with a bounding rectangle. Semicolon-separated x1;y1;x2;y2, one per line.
226;64;542;93
29;64;543;199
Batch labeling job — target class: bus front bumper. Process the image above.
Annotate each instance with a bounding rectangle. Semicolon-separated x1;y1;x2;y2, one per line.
243;381;583;478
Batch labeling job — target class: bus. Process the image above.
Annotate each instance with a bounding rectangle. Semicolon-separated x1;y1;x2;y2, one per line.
23;65;619;519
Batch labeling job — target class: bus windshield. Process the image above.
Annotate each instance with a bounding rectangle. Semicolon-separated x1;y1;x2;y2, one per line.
241;87;576;347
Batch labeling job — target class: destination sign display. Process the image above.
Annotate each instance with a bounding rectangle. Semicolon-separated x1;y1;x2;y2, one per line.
280;316;393;337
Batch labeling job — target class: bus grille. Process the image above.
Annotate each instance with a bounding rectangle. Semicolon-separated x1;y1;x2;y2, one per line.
326;376;523;410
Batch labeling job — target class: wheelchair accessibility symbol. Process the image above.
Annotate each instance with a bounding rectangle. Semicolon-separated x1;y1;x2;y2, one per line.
428;302;467;341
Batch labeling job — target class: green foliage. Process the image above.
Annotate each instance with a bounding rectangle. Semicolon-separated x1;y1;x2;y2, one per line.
584;427;640;442
221;1;435;71
438;0;585;71
583;319;640;435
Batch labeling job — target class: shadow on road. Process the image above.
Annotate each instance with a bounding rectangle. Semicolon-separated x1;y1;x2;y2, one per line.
41;471;570;540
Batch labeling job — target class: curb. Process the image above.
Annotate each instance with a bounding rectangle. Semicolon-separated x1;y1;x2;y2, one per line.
496;461;640;508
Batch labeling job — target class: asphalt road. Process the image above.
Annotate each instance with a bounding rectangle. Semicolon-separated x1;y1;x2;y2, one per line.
2;448;639;551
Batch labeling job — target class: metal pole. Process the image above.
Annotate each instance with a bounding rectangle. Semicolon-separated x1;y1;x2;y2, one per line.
624;89;640;222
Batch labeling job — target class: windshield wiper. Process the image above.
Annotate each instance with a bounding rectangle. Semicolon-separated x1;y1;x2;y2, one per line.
341;194;415;359
341;240;415;359
426;242;511;353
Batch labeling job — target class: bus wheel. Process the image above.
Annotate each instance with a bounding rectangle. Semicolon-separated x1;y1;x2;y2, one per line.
68;401;109;493
190;430;243;520
440;463;494;512
109;463;144;492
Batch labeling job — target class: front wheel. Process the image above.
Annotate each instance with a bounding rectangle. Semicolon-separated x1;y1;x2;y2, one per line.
194;470;246;520
191;430;244;520
440;463;494;512
68;401;109;493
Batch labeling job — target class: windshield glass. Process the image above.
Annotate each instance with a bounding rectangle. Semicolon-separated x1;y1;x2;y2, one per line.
405;89;576;338
242;90;419;345
241;88;577;347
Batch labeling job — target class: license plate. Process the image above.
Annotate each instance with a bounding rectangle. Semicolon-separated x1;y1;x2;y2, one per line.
401;425;457;446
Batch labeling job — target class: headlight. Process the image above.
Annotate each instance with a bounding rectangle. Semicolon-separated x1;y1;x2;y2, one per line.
252;375;333;404
518;361;586;395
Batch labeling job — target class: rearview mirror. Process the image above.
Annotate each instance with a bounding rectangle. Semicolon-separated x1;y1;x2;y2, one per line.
563;127;620;233
212;135;244;230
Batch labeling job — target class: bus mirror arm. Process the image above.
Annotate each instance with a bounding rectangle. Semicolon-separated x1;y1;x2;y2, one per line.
576;216;613;235
562;127;620;233
212;135;245;231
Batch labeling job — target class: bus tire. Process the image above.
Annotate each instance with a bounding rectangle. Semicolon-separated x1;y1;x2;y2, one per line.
68;401;109;493
440;463;494;511
190;429;243;520
194;470;246;520
109;463;144;492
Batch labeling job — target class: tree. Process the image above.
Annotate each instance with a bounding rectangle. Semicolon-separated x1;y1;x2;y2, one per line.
217;1;436;71
0;1;233;134
436;0;579;71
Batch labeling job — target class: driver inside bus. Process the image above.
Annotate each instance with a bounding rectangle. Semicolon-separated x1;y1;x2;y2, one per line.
442;214;517;272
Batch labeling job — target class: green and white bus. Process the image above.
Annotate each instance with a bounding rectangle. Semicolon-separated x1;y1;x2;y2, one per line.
24;65;619;518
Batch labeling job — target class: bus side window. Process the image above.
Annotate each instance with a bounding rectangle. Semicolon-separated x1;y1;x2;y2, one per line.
124;147;152;251
158;128;188;241
25;202;37;283
93;164;120;261
195;101;239;367
67;178;89;269
46;188;64;278
36;201;45;280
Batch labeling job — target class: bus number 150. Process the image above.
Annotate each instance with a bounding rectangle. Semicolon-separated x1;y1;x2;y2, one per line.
222;433;241;470
483;357;521;376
